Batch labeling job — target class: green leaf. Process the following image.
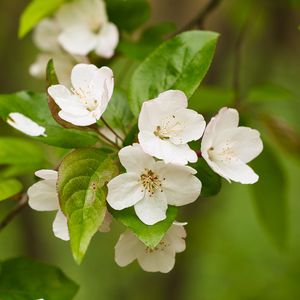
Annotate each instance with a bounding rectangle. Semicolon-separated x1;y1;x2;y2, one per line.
46;59;59;85
106;0;150;32
122;123;138;146
191;158;222;197
58;148;118;264
0;137;46;178
102;88;134;131
0;257;78;299
0;91;98;148
19;0;66;38
250;144;287;249
129;30;219;116
189;85;234;113
109;206;178;248
0;179;23;202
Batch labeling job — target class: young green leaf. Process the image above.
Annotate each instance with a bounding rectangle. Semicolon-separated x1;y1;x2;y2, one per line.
109;206;178;248
106;0;150;32
250;144;288;249
58;148;118;264
0;179;23;202
0;92;98;148
0;257;78;300
19;0;66;38
0;137;46;178
191;158;222;197
129;30;219;116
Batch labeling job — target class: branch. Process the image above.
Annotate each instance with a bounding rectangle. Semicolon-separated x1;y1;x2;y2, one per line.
0;193;28;232
172;0;222;36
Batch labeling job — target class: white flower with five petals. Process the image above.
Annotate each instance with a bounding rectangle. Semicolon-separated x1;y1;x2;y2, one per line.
27;170;69;241
138;90;206;165
115;222;187;273
107;144;201;225
201;107;263;184
48;63;114;126
56;0;119;58
7;113;46;137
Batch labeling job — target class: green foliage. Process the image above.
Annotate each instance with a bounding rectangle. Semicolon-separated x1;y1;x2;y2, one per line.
58;148;118;264
192;158;222;197
0;137;46;178
102;88;134;132
0;179;23;202
129;30;219;116
118;22;176;60
250;144;287;248
0;257;78;299
122;123;139;146
109;206;178;248
46;59;59;85
106;0;150;32
0;92;98;148
19;0;67;38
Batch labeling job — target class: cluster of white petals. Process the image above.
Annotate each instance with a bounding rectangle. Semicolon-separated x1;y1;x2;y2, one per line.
48;64;114;126
107;144;201;225
7;112;46;137
138;90;206;165
30;0;118;84
27;170;69;241
115;222;187;273
201;107;263;184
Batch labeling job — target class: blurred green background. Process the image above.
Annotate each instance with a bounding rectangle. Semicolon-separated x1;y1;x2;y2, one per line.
1;0;300;299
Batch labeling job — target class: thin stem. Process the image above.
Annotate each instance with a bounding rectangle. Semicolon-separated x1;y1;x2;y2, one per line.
101;117;124;142
171;0;222;37
0;194;28;232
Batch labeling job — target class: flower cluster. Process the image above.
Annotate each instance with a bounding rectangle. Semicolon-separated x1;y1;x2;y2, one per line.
30;0;118;85
8;62;263;273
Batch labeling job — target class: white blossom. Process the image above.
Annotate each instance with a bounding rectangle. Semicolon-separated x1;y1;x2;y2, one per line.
48;63;114;126
201;107;263;184
107;144;201;225
138;90;206;165
56;0;119;58
115;222;187;273
7;113;46;137
27;170;69;241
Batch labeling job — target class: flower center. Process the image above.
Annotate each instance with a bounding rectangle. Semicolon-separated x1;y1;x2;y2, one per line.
145;240;170;253
153;115;184;140
208;140;235;162
71;87;99;112
140;169;164;196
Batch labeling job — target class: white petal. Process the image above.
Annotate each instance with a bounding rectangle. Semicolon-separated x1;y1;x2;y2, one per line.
214;157;259;184
33;18;60;52
115;230;144;267
107;173;144;210
52;210;70;241
95;22;119;59
28;180;59;211
222;127;263;163
164;224;187;253
137;246;176;273
35;169;58;180
134;193;168;225
138;131;197;165
118;144;155;173
99;210;112;233
156;163;201;206
58;25;97;56
58;110;97;126
7;113;46;137
170;108;206;144
156;90;188;112
29;54;51;79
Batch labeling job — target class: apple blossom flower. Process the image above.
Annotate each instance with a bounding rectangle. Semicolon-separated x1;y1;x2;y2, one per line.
107;144;201;225
27;170;69;241
115;222;187;273
7;113;46;137
201;107;263;184
56;0;119;58
48;63;114;126
138;90;206;165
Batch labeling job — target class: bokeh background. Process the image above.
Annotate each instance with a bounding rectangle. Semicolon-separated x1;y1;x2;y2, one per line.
1;0;300;299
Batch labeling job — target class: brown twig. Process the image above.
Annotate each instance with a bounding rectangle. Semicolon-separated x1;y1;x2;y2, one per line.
171;0;222;37
0;193;28;232
101;117;124;142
